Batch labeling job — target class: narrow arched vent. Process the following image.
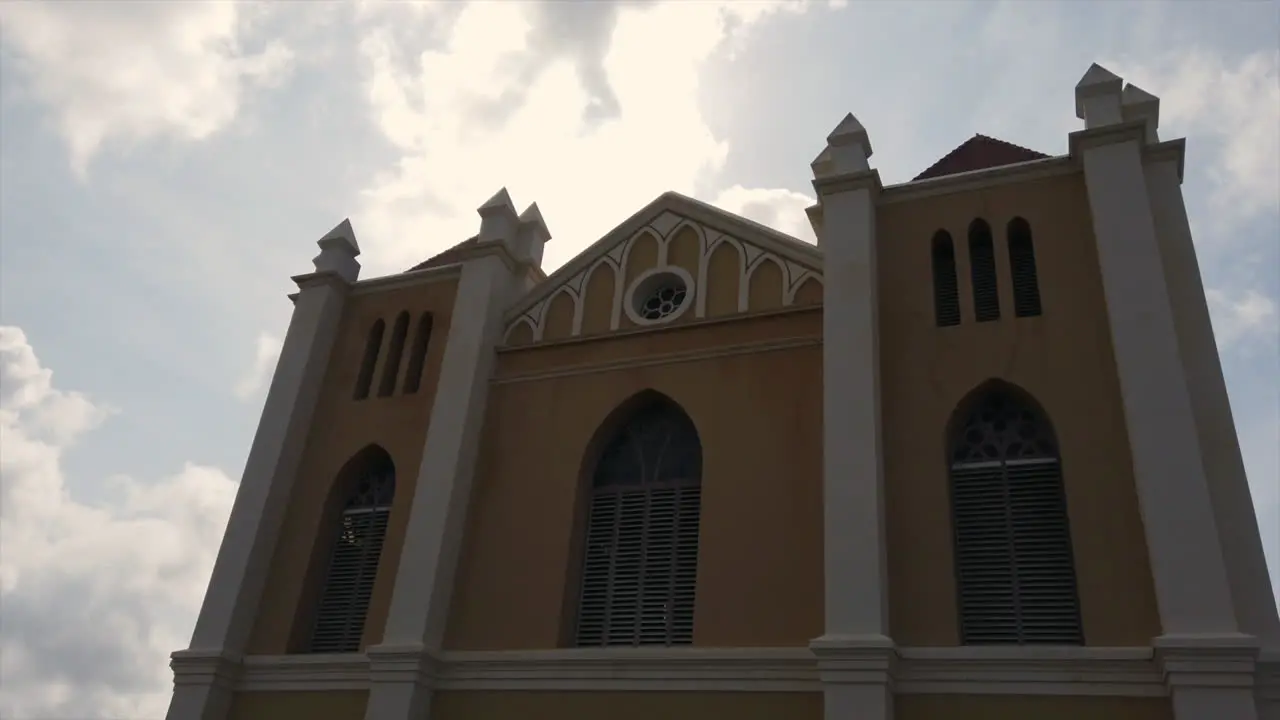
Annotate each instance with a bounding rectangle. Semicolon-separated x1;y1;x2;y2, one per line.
403;313;434;394
932;230;961;327
378;312;410;397
1007;218;1043;318
353;320;384;400
969;219;1000;323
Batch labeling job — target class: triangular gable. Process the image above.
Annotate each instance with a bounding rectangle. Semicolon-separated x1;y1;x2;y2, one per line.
503;190;822;324
913;135;1049;181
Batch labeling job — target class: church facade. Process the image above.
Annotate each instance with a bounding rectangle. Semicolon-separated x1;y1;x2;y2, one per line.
167;64;1279;720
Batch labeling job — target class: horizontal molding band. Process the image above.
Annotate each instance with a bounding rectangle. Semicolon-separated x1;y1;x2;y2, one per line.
228;646;1205;696
493;335;822;385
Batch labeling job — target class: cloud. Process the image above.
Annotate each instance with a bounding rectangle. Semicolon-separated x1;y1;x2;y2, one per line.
1207;288;1279;351
352;0;835;276
0;1;293;177
0;326;237;719
1112;49;1280;221
234;332;284;401
712;185;817;244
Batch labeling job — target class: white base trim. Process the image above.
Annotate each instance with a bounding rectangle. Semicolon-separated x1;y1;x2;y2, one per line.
232;646;1171;696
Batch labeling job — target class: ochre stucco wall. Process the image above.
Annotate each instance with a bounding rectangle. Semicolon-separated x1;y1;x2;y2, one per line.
432;691;823;720
228;690;368;720
446;308;825;650
238;169;1161;659
877;172;1162;647
247;274;459;654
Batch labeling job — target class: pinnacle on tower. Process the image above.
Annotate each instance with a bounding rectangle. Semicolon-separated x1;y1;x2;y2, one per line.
1074;63;1124;127
1122;84;1161;143
514;202;552;268
478;187;520;244
312;218;361;282
821;112;873;175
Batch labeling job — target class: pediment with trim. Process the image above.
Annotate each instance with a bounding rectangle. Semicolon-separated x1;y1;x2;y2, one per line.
502;192;824;346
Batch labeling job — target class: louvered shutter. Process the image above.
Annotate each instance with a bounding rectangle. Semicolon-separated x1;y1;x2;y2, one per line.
308;465;394;653
968;220;1000;323
1008;220;1043;318
950;389;1082;646
932;232;962;327
575;398;701;647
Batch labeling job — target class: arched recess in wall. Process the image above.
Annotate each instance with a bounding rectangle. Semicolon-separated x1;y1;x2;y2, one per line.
378;312;410;397
580;260;618;335
946;379;1083;646
932;230;961;327
305;444;396;653
747;256;785;312
504;317;536;346
354;320;385;400
1006;217;1043;318
403;313;434;394
702;238;744;317
968;219;1000;323
571;390;702;647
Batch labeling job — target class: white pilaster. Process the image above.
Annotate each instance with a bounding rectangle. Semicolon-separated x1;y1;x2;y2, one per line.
810;113;894;720
364;192;528;720
166;220;361;720
1130;85;1280;718
1070;64;1259;720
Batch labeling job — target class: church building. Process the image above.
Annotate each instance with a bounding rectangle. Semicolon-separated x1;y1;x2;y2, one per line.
167;63;1279;720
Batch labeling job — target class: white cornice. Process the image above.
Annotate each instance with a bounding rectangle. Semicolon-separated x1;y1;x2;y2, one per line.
229;645;1185;696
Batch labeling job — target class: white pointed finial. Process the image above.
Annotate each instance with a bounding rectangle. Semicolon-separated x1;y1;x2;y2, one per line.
824;113;873;174
1075;63;1124;128
478;187;520;244
1122;83;1161;143
514;202;551;268
312;218;361;282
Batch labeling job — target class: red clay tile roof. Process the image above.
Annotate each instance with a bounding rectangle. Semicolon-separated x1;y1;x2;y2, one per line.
913;135;1049;181
406;236;478;273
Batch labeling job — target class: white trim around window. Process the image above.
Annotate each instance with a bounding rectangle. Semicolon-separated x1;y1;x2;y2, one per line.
232;646;1189;696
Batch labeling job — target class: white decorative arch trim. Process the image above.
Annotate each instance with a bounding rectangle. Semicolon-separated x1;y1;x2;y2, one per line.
501;199;823;346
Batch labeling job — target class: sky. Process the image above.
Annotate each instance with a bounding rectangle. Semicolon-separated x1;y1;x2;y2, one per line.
0;1;1276;717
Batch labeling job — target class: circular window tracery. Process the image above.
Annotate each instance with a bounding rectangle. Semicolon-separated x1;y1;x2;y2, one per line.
624;267;694;326
639;283;687;321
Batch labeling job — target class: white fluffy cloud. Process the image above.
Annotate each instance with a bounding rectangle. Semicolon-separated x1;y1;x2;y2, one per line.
1115;49;1280;220
1206;288;1278;351
0;0;292;177
0;327;236;719
712;186;818;244
234;332;284;401
352;1;832;275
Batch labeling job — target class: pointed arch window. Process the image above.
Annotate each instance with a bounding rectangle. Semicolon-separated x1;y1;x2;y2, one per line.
948;383;1082;645
574;394;702;647
353;320;384;400
1007;218;1043;318
378;312;410;397
931;230;961;327
968;219;1000;323
307;449;395;653
403;313;434;394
